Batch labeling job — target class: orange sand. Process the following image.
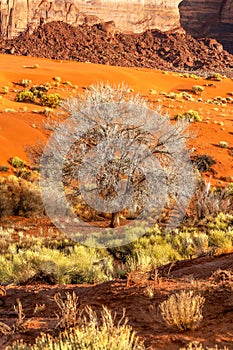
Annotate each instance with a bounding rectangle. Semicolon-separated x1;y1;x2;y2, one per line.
0;54;232;184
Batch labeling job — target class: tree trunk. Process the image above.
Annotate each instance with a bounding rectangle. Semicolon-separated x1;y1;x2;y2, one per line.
110;212;121;228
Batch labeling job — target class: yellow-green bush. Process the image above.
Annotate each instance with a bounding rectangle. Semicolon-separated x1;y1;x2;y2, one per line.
15;90;35;103
40;93;61;108
175;110;202;122
10;156;26;168
6;306;145;350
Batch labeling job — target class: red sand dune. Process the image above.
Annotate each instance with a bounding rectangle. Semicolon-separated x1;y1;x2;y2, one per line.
0;54;232;184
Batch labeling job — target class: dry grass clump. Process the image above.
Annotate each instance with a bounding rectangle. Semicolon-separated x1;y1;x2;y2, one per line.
159;290;205;330
6;306;145;350
180;341;229;350
0;299;31;335
54;291;81;329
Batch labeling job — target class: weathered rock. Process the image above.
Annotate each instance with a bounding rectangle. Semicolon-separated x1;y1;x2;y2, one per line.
179;0;233;53
0;0;232;53
0;0;183;39
0;21;232;73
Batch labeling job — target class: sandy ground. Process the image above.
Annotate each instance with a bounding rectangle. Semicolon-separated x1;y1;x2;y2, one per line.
0;54;233;349
0;54;232;184
1;253;233;349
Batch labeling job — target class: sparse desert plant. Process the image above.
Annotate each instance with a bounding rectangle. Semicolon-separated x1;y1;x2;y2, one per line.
192;154;216;173
5;306;145;350
15;79;32;87
22;64;40;69
0;299;31;335
9;156;26;168
54;291;81;329
175;110;202;122
206;73;224;82
180;341;229;350
188;181;233;222
0;165;9;172
30;85;49;97
192;85;204;95
0;175;44;218
15;90;35;103
39;93;61;107
219;141;228;148
159;290;205;330
2;86;9;94
209;269;233;290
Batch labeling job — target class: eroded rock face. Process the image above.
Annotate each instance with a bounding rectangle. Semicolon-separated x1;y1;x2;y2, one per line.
179;0;233;53
0;0;232;53
0;0;183;39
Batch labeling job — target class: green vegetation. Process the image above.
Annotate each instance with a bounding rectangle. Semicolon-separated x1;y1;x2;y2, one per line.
15;90;36;103
9;157;26;168
175;109;202;122
5;305;144;350
39;93;61;108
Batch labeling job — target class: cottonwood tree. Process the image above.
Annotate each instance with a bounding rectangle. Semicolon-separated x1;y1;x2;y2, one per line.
40;83;195;229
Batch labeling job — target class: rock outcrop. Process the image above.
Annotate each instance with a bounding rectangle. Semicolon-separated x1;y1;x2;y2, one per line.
1;21;232;73
0;0;232;53
0;0;183;39
179;0;233;53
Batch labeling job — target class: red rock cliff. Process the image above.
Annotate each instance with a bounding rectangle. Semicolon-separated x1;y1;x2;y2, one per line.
0;0;232;52
179;0;233;53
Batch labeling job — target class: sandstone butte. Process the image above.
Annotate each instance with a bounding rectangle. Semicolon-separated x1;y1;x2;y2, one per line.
0;0;232;53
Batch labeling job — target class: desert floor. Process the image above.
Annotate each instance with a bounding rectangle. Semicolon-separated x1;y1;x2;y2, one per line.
0;54;232;349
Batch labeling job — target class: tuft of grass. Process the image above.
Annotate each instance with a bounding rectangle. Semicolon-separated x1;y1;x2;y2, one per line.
5;306;145;350
180;341;229;350
159;290;205;330
54;291;81;329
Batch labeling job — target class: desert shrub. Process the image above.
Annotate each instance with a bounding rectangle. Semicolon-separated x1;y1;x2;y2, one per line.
9;156;26;168
219;141;228;148
188;181;233;223
30;85;49;98
164;226;210;258
192;85;204;95
159;290;205;330
180;341;229;350
2;86;9;94
206;73;224;81
175;110;202;122
192;154;216;173
0;176;44;218
39;93;61;108
0;245;113;285
15;90;35;103
6;306;145;350
208;229;233;252
209;269;233;290
15;79;32;87
0;165;9;172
